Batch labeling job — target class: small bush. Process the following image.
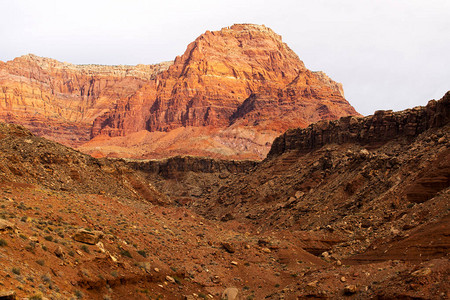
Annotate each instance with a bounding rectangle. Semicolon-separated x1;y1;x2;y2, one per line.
120;250;132;258
28;294;43;300
137;250;147;258
12;267;21;275
36;260;45;266
0;239;7;247
44;235;53;242
81;245;90;254
74;289;83;299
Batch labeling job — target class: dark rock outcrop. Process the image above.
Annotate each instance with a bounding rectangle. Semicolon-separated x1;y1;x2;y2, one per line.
126;155;259;179
268;91;450;157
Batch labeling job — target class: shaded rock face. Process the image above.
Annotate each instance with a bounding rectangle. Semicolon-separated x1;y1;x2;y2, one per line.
0;54;171;146
91;24;359;153
268;91;450;157
126;155;259;180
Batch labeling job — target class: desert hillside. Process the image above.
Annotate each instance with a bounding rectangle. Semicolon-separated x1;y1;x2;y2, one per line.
0;92;448;299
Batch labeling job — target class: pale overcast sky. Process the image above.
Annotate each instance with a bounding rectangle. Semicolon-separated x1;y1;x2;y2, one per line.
1;0;449;115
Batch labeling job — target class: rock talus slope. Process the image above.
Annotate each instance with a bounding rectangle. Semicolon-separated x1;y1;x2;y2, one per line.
0;93;448;299
129;92;449;298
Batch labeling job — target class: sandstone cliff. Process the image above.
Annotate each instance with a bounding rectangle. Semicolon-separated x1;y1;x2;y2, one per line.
88;24;359;159
93;24;358;137
0;54;171;145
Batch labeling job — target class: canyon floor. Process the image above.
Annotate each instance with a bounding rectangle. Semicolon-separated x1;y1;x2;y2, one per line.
0;93;449;300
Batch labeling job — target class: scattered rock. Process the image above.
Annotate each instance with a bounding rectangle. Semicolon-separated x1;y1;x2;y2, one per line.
307;280;318;287
344;285;358;295
96;241;106;253
165;275;176;283
411;267;432;277
231;261;238;266
54;246;65;259
0;290;16;300
137;262;152;273
222;287;240;300
72;229;104;245
340;276;346;282
0;219;14;231
295;191;304;199
262;247;271;253
221;242;235;253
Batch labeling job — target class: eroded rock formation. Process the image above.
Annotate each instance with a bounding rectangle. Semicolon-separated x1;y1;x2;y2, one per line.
0;54;171;145
1;24;359;158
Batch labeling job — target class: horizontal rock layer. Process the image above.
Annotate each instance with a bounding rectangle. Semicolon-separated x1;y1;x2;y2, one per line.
125;155;259;179
0;54;171;146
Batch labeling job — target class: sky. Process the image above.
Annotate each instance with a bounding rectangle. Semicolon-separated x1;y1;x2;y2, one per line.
0;0;449;115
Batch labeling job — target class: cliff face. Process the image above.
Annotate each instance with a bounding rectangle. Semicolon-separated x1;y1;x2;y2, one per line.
93;24;357;138
2;24;360;158
88;24;359;158
268;91;450;157
0;54;171;145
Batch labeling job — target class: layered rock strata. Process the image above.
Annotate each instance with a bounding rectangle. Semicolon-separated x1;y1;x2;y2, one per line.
0;54;171;145
269;91;450;157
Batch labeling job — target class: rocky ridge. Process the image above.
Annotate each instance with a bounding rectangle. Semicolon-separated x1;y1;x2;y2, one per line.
269;91;450;157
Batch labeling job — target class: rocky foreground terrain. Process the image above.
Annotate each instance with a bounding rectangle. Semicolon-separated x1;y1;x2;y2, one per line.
0;92;448;299
1;24;359;160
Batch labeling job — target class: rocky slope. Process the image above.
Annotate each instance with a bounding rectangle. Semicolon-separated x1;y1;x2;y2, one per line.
1;24;359;159
0;93;448;299
0;54;171;146
128;92;449;298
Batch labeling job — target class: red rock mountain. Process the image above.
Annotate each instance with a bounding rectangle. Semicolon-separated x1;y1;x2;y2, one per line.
0;55;171;146
1;24;360;159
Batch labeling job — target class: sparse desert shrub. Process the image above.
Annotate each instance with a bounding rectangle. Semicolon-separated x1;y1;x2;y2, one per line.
137;250;147;257
0;239;7;247
120;249;132;258
28;294;43;300
12;267;21;275
44;235;53;242
41;273;52;284
81;245;90;253
36;259;45;266
74;289;83;299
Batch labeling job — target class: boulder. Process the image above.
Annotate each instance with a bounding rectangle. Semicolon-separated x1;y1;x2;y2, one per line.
0;219;14;231
222;287;240;300
72;229;104;245
0;290;16;300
